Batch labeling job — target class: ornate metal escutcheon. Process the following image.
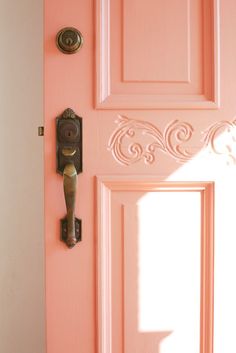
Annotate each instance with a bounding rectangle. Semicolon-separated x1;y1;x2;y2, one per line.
56;27;83;54
56;108;83;248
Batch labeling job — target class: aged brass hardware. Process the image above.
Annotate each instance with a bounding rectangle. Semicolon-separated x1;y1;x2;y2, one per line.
57;108;82;248
62;147;76;157
62;163;81;248
38;126;44;136
56;27;83;54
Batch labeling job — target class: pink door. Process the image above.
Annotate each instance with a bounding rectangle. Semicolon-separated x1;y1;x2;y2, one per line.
44;1;235;353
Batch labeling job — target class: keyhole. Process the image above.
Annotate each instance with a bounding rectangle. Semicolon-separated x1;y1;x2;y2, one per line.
65;37;73;46
59;121;79;142
65;130;72;138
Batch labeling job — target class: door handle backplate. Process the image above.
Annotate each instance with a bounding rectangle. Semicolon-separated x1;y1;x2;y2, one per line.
56;108;82;248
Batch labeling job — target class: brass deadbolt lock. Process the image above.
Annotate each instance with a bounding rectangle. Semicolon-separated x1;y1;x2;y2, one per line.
56;27;83;54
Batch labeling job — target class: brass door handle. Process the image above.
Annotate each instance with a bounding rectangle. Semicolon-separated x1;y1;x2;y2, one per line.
56;108;82;248
63;163;77;248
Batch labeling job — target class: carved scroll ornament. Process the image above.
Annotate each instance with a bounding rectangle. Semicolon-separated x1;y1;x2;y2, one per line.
108;115;236;165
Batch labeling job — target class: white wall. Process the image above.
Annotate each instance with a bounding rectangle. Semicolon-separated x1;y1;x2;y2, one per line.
0;1;45;352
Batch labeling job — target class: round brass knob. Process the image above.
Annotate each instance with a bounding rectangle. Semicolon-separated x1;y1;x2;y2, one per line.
56;27;83;54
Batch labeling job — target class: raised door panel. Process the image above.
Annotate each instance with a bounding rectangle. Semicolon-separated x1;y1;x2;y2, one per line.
97;178;214;353
96;0;219;109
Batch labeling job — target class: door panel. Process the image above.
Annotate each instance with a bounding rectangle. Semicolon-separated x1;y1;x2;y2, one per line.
44;1;236;353
97;179;214;353
96;0;219;108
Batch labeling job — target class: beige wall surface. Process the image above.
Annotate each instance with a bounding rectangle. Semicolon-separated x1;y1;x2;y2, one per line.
0;1;45;352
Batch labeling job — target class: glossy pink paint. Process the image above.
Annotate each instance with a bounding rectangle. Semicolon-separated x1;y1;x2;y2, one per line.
44;1;236;353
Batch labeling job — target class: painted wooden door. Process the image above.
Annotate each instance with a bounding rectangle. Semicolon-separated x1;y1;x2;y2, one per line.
44;1;236;353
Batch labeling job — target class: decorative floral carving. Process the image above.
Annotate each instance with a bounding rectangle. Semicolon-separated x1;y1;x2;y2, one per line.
202;119;236;164
108;115;195;165
108;115;236;165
